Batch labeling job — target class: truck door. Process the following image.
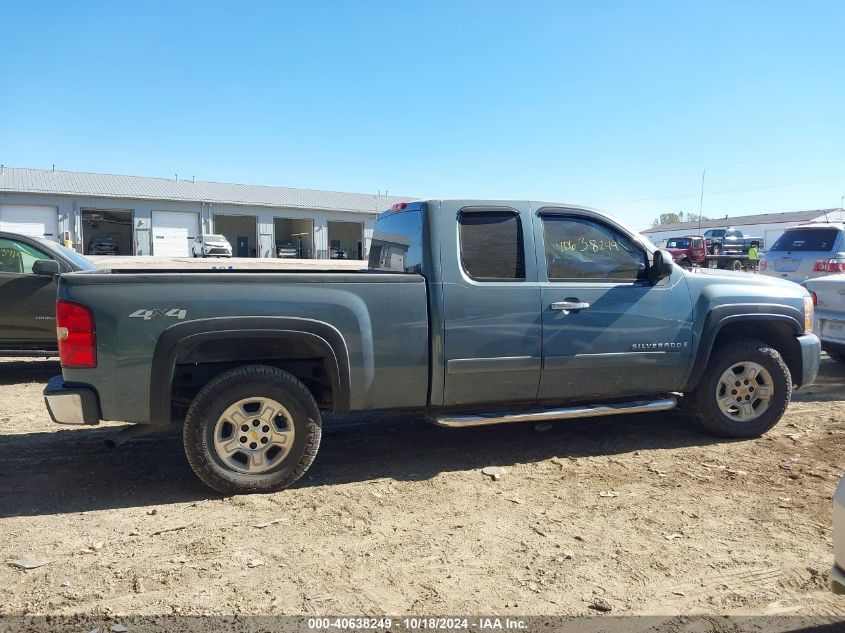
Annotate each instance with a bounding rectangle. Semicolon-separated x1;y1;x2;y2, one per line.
0;236;60;346
533;208;694;401
439;201;542;406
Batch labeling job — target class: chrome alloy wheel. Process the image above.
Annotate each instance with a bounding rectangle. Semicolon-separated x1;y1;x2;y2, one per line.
715;361;774;422
212;397;296;474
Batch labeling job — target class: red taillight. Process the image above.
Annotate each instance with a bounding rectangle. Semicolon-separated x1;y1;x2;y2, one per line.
828;259;845;273
810;291;818;307
56;300;96;368
814;258;845;273
390;202;409;212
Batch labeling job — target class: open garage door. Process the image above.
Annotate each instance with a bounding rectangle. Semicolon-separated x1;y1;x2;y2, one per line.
327;220;364;260
274;218;314;258
152;211;199;257
82;209;133;255
214;215;257;258
0;205;59;241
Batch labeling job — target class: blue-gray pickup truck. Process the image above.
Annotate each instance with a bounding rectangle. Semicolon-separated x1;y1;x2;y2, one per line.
44;200;821;494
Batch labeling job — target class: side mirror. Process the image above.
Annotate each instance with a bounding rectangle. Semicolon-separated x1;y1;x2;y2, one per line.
32;259;61;276
650;250;674;283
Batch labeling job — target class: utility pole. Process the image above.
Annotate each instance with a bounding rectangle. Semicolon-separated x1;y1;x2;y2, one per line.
697;169;706;236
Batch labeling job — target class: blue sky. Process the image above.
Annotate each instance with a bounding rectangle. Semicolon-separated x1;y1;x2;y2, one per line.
1;0;843;229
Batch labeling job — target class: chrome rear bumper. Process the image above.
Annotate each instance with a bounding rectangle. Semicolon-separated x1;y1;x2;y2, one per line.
43;375;100;425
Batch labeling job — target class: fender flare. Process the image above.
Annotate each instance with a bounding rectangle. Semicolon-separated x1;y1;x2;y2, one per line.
149;316;351;423
681;304;803;392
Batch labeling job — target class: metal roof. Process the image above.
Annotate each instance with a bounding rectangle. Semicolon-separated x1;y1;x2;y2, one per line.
0;167;412;214
642;208;845;234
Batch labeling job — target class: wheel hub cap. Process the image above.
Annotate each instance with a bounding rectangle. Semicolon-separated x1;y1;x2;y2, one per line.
212;397;295;474
715;361;773;422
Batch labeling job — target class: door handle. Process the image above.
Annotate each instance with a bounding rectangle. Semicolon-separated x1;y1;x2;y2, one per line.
551;301;590;311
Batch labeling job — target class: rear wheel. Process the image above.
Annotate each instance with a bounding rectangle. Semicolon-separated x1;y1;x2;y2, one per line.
680;259;692;270
686;337;791;438
183;365;322;495
830;352;845;364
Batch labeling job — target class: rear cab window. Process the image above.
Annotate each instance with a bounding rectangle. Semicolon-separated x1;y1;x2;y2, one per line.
770;228;841;252
369;204;424;274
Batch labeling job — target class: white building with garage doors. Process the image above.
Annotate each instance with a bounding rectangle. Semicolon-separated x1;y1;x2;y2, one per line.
642;207;845;250
0;166;412;259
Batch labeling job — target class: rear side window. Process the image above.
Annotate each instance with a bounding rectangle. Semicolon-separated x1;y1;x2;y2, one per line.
459;210;525;281
770;228;840;252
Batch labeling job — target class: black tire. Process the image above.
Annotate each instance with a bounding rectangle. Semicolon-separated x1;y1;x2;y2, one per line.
183;365;322;495
712;243;722;255
830;352;845;364
686;337;792;438
680;259;692;270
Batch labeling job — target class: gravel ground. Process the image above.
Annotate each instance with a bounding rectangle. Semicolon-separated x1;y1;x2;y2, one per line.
0;356;843;620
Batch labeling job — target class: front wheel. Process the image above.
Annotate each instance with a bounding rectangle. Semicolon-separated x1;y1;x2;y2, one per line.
686;337;791;438
183;365;322;495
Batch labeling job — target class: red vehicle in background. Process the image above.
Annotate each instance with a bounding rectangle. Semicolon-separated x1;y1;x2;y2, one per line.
664;235;755;271
665;236;707;269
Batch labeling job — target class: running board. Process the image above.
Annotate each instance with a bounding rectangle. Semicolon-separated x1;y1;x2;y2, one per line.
432;396;677;428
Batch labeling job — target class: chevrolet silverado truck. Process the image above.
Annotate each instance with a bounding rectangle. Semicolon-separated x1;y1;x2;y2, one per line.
44;200;821;495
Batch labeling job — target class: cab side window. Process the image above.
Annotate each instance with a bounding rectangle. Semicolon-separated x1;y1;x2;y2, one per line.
541;216;646;281
459;210;525;281
0;238;52;274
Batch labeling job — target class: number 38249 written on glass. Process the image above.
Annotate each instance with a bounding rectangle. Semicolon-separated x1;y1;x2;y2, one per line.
554;238;620;252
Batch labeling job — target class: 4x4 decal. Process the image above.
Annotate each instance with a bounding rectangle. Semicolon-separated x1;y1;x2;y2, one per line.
129;308;187;320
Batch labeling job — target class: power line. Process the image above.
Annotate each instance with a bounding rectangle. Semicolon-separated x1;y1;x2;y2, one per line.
593;175;845;205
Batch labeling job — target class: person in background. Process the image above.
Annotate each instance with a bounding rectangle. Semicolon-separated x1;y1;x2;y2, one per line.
747;241;759;272
62;231;73;249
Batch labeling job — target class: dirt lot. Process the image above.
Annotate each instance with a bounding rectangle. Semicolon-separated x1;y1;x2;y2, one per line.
0;357;843;620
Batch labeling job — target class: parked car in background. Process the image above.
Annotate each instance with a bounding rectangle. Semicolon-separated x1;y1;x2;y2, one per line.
703;228;764;255
805;272;845;363
0;231;97;356
759;223;845;284
330;246;347;259
276;242;298;258
191;234;232;258
87;235;119;255
833;477;845;594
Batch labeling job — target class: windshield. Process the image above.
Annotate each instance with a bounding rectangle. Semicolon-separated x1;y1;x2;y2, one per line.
203;234;227;242
666;238;690;248
37;239;98;270
770;228;840;252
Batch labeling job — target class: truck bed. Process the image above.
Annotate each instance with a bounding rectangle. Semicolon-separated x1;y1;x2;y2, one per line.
58;269;430;421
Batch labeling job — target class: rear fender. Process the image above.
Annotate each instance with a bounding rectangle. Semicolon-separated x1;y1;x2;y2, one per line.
149;317;351;423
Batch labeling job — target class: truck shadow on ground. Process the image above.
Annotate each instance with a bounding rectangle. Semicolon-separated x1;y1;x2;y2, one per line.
0;358;841;519
0;409;732;518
